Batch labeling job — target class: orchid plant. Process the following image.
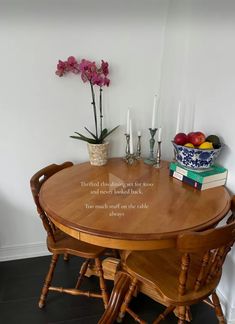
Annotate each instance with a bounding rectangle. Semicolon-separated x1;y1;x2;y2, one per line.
56;56;119;144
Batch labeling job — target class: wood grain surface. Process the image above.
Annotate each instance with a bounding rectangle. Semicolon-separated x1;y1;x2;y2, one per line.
39;158;230;250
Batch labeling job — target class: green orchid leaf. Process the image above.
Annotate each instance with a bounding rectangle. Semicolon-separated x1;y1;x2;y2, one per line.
70;126;119;144
70;136;97;144
101;128;108;136
71;132;98;144
74;131;94;141
98;128;108;141
74;131;87;138
100;125;119;141
84;127;98;140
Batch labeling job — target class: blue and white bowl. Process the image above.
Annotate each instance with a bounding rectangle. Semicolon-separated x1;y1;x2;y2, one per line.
172;142;222;170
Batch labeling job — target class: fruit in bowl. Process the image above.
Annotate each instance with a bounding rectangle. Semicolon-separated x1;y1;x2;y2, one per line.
172;131;222;169
184;143;194;148
174;133;188;146
187;131;206;146
206;135;221;149
198;141;213;149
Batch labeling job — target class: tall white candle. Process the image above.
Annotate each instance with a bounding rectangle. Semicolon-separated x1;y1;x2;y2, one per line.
158;127;162;142
151;95;157;129
126;109;130;134
176;102;182;134
137;130;141;137
129;119;133;154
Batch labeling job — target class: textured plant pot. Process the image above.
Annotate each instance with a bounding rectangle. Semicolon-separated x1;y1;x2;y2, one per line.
87;142;109;166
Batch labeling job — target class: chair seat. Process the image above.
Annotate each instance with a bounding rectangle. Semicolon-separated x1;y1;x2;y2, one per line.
125;249;221;305
47;229;106;259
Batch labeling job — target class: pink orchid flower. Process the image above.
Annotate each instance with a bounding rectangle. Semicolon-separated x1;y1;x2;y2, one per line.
55;55;117;144
66;56;79;74
101;60;109;76
91;73;104;86
79;59;96;73
55;60;67;76
103;77;110;86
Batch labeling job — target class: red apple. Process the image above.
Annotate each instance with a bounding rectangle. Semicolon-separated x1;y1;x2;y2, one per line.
187;132;195;144
174;133;188;146
188;131;206;146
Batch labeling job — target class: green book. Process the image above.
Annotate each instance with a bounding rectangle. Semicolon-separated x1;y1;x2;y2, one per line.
169;169;226;190
169;162;227;184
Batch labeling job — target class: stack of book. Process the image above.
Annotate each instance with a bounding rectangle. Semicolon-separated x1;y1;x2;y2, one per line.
169;162;228;190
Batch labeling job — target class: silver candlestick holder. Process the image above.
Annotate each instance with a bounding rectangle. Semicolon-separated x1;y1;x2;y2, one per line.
125;153;137;165
144;128;157;165
124;133;130;159
153;141;162;168
136;134;141;159
124;134;137;165
123;134;130;161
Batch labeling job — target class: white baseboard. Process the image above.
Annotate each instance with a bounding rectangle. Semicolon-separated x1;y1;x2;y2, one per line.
0;242;50;261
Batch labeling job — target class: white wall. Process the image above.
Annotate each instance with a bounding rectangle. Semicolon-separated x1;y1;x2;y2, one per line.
0;0;168;257
160;1;235;322
160;0;235;193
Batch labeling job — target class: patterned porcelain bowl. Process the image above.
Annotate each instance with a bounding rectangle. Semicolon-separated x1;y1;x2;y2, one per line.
172;142;222;170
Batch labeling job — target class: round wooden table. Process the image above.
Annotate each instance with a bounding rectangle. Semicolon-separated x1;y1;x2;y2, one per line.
39;158;230;250
39;158;231;324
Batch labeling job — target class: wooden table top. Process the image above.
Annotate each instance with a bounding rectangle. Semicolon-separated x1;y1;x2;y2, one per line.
39;158;231;250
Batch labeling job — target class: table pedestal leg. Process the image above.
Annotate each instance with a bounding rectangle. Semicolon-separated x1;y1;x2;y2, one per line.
98;272;131;324
83;257;121;280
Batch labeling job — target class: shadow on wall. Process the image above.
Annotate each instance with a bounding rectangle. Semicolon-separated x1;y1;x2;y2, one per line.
217;142;231;165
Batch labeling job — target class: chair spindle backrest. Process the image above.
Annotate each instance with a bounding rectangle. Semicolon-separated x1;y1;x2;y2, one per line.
177;217;235;296
30;162;73;242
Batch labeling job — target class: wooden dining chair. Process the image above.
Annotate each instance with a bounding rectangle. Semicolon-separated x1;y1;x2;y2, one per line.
117;202;235;323
30;162;109;309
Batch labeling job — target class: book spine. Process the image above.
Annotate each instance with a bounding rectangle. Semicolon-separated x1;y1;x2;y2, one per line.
177;166;204;183
169;162;204;182
169;170;202;190
169;162;227;184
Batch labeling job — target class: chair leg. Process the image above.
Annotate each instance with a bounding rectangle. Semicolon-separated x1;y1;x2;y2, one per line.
39;254;59;308
185;306;192;322
177;306;186;324
63;253;69;261
153;305;175;324
117;277;138;322
95;258;109;308
212;292;226;324
75;259;90;289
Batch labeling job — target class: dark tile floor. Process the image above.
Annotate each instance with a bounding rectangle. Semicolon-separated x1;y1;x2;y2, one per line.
0;255;218;323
